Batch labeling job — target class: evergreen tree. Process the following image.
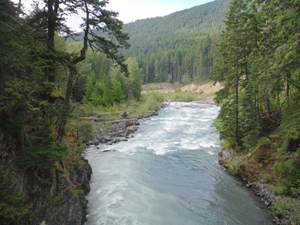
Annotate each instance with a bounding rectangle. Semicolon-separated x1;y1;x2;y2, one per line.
126;58;143;101
214;0;248;147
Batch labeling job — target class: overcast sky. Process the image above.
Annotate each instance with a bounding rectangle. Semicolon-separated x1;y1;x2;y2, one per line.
17;0;214;30
107;0;214;23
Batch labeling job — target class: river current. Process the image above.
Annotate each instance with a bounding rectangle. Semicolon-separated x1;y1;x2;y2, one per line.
85;102;273;225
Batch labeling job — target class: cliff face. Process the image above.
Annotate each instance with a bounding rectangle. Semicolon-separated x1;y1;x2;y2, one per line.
0;127;92;225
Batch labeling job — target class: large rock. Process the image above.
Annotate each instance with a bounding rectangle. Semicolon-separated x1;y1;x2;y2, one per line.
126;126;138;134
111;137;128;144
98;136;112;143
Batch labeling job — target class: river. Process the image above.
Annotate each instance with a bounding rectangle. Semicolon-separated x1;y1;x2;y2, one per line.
85;102;273;225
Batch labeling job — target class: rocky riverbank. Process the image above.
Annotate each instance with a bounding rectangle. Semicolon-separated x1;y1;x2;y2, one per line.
87;99;218;147
87;110;160;146
219;148;291;225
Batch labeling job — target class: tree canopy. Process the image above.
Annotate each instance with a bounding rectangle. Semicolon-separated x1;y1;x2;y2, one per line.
214;0;300;197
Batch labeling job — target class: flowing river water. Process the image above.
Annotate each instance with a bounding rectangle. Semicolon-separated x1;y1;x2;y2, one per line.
85;102;273;225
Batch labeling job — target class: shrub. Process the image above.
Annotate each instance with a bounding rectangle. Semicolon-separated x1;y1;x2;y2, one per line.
273;151;300;191
273;185;288;196
19;120;67;169
0;175;33;223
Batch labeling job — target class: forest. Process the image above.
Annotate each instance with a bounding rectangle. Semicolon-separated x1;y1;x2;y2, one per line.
121;0;230;83
69;0;231;84
214;0;300;222
2;0;300;223
0;1;234;223
0;0;141;224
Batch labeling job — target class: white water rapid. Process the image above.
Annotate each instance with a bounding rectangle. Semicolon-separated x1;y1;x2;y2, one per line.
85;102;273;225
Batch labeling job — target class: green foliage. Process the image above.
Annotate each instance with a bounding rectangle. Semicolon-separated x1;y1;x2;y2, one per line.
162;89;205;102
181;74;190;86
142;92;164;111
0;0;131;223
167;74;173;83
19;120;67;169
273;150;300;192
69;0;231;84
126;58;143;101
67;118;94;143
3;116;25;133
213;0;300;151
52;193;64;207
273;186;289;196
112;80;126;103
270;198;300;224
280;101;300;152
70;189;84;197
80;55;143;107
227;160;242;175
0;175;33;223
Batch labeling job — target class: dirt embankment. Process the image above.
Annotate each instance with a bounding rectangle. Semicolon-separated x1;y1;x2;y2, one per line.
142;82;222;94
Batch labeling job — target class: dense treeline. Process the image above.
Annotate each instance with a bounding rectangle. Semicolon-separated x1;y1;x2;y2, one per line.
71;48;143;105
214;0;300;216
69;0;231;83
122;0;230;83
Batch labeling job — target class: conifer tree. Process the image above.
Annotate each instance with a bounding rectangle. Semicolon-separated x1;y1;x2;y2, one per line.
214;0;247;147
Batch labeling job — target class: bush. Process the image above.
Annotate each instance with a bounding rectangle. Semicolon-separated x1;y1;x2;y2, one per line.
143;92;164;111
270;197;300;224
0;175;33;223
228;160;242;175
67;119;94;143
273;185;289;196
19;120;67;170
273;151;300;191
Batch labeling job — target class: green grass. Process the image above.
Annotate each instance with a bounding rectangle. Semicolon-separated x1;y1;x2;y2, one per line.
75;91;165;120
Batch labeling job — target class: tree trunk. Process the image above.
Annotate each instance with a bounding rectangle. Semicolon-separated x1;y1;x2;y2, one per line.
0;67;3;97
56;68;76;143
17;0;22;17
56;0;89;143
265;90;271;118
235;62;240;146
285;73;290;108
46;0;58;83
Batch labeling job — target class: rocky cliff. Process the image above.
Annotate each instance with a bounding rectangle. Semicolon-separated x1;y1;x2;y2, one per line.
0;127;92;225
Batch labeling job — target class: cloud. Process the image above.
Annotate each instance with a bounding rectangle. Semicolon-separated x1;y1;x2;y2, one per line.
67;0;186;31
107;0;186;23
14;0;195;31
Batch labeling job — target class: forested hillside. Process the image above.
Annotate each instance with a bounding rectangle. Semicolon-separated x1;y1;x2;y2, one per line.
214;0;300;223
122;0;231;83
69;0;231;84
65;0;231;109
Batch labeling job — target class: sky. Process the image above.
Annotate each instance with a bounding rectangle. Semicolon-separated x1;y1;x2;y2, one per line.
16;0;214;30
106;0;214;23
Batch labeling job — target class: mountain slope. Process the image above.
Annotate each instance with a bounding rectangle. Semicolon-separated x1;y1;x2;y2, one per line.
123;0;230;57
121;0;231;82
68;0;231;83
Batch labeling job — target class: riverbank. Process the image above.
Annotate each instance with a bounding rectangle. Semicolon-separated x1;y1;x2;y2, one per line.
85;99;283;224
85;82;220;146
219;148;299;225
83;81;290;224
85;102;273;224
88;110;160;146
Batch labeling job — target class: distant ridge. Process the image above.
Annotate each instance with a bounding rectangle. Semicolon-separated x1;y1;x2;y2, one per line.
67;0;231;83
121;0;231;83
122;0;231;57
